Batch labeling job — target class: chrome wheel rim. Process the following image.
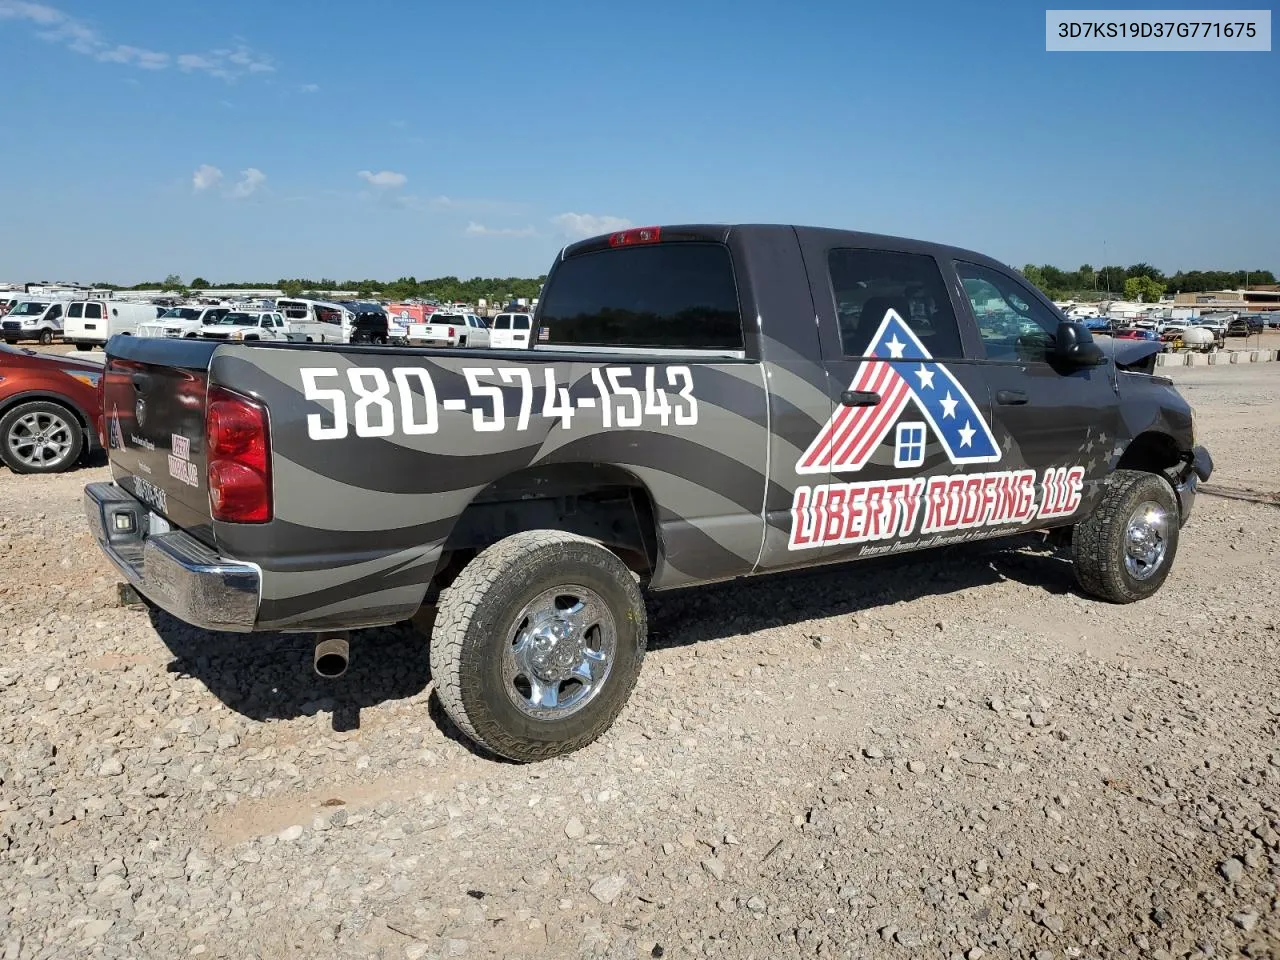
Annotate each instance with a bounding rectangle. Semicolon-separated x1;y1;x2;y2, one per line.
8;412;73;468
1124;500;1169;581
504;585;616;720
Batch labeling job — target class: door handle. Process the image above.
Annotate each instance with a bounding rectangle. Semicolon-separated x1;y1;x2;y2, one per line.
996;389;1028;405
840;390;881;407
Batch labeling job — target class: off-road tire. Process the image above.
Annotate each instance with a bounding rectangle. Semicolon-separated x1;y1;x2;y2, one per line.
431;530;647;762
0;400;85;474
1072;469;1179;603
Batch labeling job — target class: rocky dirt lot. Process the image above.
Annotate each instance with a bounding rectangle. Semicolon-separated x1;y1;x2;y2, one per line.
1;364;1278;960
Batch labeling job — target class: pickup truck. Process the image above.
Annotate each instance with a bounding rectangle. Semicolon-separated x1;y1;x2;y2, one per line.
406;312;491;348
196;310;291;342
84;224;1213;762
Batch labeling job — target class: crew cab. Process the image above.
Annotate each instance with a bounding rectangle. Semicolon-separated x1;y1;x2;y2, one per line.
406;312;491;348
197;311;290;342
136;306;231;338
84;224;1212;762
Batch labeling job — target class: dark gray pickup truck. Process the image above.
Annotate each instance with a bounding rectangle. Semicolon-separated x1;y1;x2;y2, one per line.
84;224;1212;761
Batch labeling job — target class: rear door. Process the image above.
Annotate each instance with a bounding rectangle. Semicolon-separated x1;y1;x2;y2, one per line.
512;314;532;348
491;313;512;348
950;260;1117;525
792;237;1004;563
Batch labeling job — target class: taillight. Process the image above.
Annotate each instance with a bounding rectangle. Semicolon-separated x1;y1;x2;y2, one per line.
448;326;455;337
206;386;271;523
608;226;661;247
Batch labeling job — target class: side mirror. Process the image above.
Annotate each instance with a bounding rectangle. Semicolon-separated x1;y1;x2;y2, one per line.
1054;320;1106;366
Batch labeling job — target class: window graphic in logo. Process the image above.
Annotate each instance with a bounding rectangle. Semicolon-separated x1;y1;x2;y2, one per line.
894;422;926;468
797;309;1000;474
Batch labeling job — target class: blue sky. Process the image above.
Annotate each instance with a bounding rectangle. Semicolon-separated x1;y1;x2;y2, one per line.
0;0;1276;283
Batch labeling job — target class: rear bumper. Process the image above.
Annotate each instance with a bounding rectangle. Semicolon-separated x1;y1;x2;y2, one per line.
83;481;261;632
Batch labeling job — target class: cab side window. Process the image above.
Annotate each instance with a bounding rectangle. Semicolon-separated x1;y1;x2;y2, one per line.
955;261;1058;362
827;249;964;359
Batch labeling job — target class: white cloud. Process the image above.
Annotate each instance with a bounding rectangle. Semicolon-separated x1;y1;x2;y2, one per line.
358;169;408;189
299;83;319;94
0;2;272;78
228;168;266;199
552;212;632;240
465;222;537;238
192;164;223;192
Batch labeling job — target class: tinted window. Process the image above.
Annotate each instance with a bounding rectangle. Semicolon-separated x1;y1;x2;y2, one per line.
85;303;103;319
827;249;963;359
515;315;531;329
539;242;743;351
67;302;84;318
494;315;511;329
955;261;1058;362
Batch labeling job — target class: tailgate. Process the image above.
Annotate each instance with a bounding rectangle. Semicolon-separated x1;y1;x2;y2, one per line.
102;337;220;541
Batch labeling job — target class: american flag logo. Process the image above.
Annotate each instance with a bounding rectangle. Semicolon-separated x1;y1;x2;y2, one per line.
797;309;1000;475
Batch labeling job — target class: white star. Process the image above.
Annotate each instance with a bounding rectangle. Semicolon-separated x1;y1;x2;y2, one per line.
958;420;976;448
940;391;959;419
914;364;935;389
885;335;906;358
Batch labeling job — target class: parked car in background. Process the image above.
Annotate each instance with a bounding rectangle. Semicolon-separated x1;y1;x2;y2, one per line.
490;311;534;349
2;300;66;345
1115;327;1166;350
136;306;231;338
63;300;165;350
0;298;18;317
276;298;353;343
350;309;392;345
1227;315;1265;336
197;311;290;342
0;343;102;473
406;312;491;348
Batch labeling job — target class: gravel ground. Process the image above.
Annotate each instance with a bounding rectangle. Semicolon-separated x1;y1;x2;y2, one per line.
1;364;1278;960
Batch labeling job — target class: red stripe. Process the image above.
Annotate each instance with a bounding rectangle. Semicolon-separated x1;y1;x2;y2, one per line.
823;362;892;467
831;365;902;466
798;360;887;470
838;373;911;469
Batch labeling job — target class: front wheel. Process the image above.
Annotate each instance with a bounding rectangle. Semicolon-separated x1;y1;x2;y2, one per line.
1072;469;1179;603
38;329;53;345
431;531;647;762
0;401;85;474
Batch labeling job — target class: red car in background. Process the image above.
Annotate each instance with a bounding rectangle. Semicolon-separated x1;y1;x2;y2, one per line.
0;344;103;473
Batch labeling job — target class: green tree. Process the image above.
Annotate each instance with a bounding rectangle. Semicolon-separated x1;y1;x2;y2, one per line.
161;273;184;292
190;277;209;290
279;279;306;298
1123;275;1165;303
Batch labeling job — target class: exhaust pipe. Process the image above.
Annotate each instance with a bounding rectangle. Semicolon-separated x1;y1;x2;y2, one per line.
313;633;350;679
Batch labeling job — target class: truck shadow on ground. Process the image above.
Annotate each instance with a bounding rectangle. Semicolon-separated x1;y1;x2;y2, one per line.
145;534;1077;744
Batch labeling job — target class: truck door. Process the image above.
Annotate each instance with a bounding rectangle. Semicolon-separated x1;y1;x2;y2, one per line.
790;238;1003;564
949;259;1118;526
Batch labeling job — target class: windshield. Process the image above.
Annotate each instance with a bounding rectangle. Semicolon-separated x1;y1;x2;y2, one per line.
213;313;259;326
160;308;201;321
10;302;49;316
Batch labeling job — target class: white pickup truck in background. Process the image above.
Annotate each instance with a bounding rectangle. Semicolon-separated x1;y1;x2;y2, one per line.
196;311;291;342
406;312;491;348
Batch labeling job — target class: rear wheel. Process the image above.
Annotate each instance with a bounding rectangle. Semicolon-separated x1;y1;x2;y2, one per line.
1072;469;1179;602
431;531;647;762
0;401;85;474
75;343;93;352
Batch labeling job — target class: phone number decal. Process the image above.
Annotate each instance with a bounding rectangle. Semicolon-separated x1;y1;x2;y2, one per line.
299;365;698;440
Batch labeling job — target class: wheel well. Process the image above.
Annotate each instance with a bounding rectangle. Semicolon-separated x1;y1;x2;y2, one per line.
429;463;660;599
1116;432;1185;475
0;393;90;434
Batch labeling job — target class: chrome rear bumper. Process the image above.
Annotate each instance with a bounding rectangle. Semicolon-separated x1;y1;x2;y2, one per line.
83;481;260;632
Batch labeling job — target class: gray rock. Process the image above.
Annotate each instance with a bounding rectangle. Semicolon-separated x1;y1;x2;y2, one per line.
701;857;726;881
98;758;124;777
1220;857;1245;883
564;817;586;840
589;875;627;904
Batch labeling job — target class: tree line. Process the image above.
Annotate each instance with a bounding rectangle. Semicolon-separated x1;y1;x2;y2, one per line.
94;274;548;303
1016;263;1276;302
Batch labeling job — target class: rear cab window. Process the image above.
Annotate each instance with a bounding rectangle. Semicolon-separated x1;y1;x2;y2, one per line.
537;242;744;352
